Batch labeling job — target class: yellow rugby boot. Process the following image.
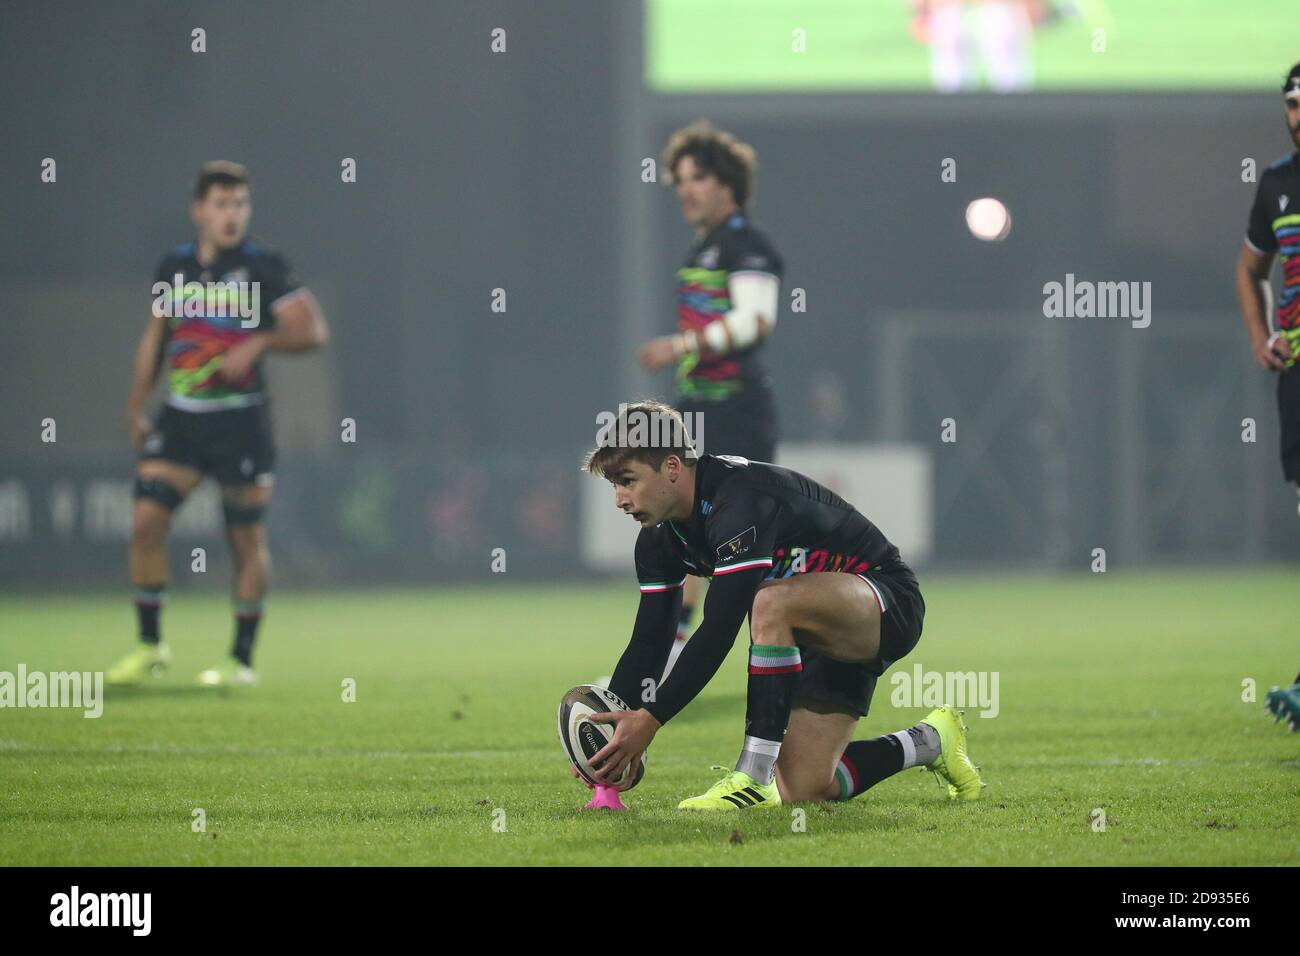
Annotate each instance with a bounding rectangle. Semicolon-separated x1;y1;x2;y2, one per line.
919;706;985;801
677;766;781;811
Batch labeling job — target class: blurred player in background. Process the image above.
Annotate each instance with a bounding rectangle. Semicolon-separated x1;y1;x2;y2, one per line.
1235;63;1300;730
106;161;329;688
1238;64;1300;503
638;121;784;676
911;0;1051;93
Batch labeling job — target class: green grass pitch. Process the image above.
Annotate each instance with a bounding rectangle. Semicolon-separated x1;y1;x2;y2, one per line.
1;571;1296;866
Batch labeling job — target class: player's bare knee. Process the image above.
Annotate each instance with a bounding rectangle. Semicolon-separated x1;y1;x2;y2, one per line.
749;583;793;644
778;773;837;803
793;785;837;804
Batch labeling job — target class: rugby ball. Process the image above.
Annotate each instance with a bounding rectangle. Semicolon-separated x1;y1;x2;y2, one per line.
557;684;646;792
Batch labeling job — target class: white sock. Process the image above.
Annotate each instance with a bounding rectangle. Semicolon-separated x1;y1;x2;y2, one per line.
735;735;782;784
892;723;942;769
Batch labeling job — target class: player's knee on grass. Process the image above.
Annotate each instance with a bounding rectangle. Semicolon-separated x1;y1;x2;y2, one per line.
777;776;838;803
776;704;859;802
775;764;839;803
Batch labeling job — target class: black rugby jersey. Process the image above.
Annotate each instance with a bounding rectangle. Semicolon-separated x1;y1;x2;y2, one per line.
610;454;910;724
635;454;904;587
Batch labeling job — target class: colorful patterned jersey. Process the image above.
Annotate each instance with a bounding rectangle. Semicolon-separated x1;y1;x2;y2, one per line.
675;214;783;401
152;238;302;411
1246;152;1300;366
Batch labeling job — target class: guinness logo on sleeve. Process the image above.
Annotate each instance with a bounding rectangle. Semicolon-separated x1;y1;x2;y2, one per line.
716;526;757;561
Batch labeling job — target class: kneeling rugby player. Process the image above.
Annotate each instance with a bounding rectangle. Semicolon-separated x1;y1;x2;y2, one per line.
583;401;984;810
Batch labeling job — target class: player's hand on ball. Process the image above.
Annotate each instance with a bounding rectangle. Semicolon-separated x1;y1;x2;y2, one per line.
639;337;678;371
1255;332;1291;371
588;708;660;784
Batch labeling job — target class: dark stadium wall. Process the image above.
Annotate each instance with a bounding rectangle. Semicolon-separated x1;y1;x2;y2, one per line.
1;2;1295;583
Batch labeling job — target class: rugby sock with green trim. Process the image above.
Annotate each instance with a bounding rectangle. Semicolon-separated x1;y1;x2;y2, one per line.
737;645;803;784
134;586;165;645
833;724;941;800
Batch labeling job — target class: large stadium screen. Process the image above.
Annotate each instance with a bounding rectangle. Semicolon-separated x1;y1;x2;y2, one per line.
646;0;1295;94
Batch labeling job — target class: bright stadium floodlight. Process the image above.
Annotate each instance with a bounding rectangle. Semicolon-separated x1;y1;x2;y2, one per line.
965;197;1012;242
